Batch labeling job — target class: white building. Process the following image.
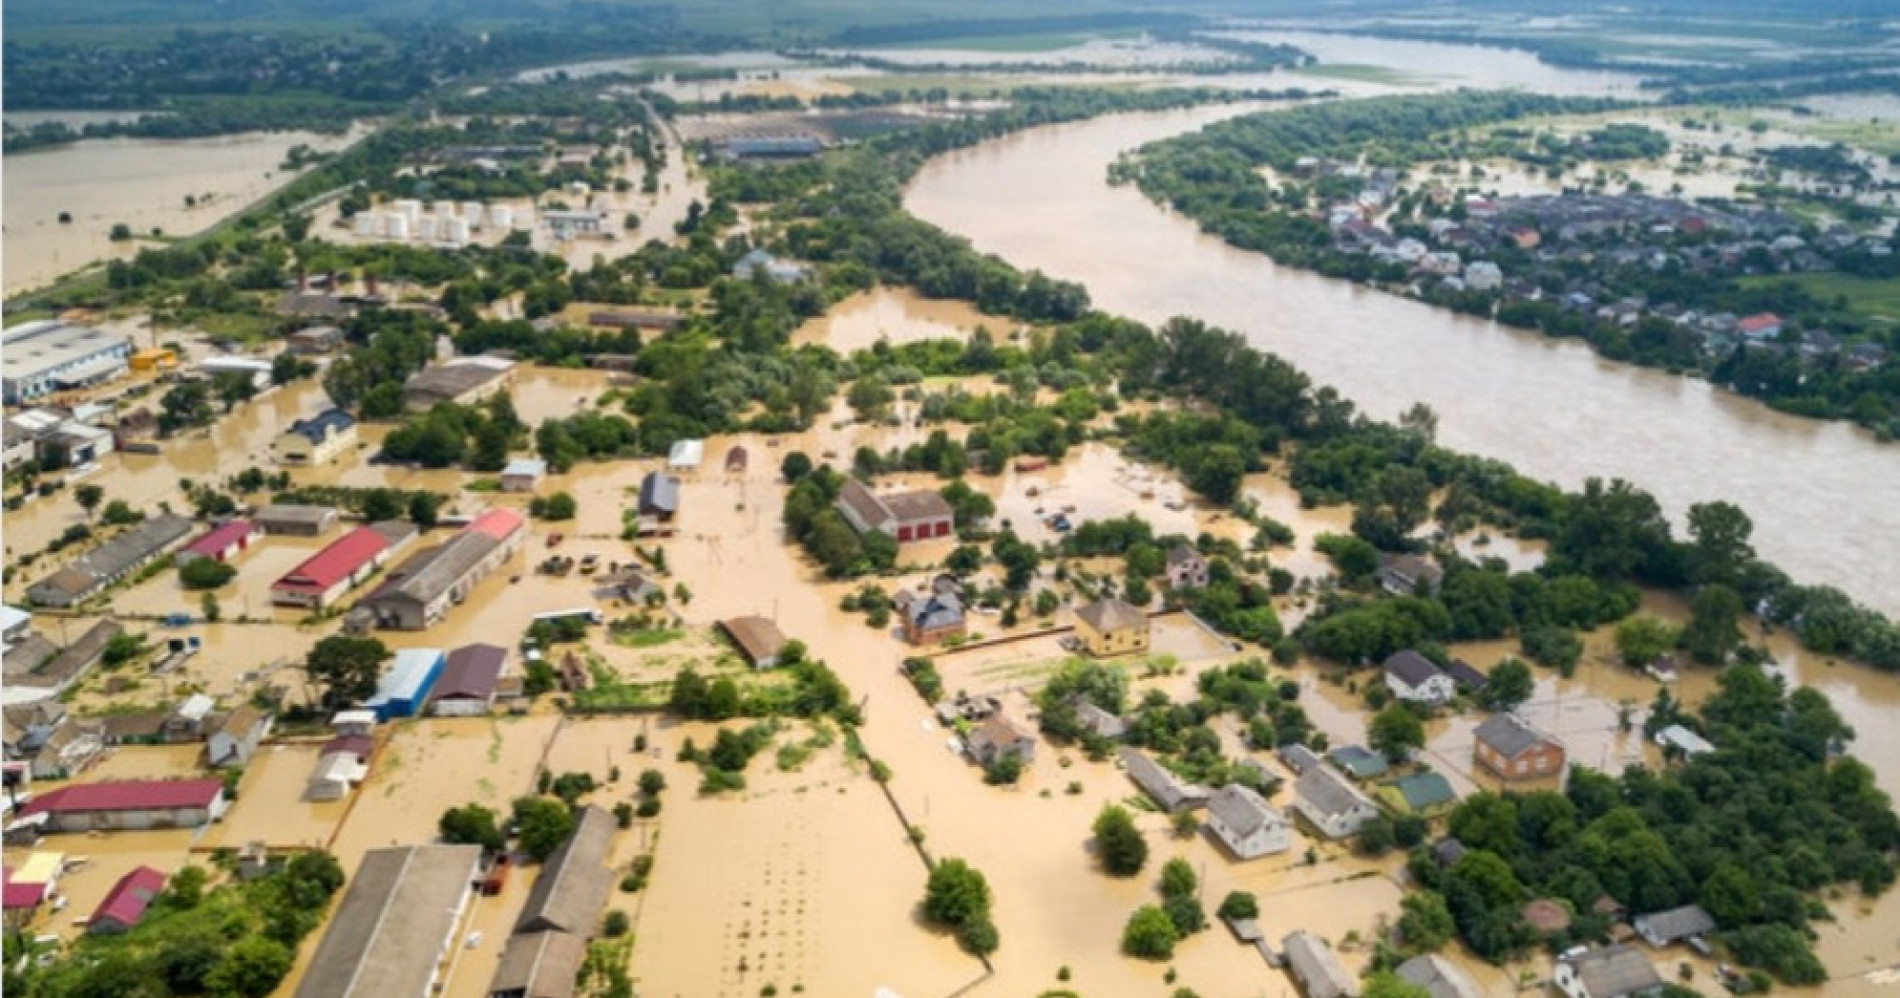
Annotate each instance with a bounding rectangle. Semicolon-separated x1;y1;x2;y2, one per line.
1383;650;1456;705
1292;764;1379;840
2;322;132;405
199;356;275;390
1205;783;1292;859
1554;946;1663;998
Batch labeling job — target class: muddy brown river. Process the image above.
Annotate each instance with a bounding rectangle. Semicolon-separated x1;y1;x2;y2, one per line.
905;104;1900;618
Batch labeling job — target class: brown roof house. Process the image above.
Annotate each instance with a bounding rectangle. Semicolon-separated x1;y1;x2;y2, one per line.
1074;598;1150;658
966;714;1036;767
834;478;955;544
897;591;965;646
720;616;788;669
1473;713;1567;782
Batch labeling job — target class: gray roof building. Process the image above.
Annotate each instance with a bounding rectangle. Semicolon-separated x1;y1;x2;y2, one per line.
1076;597;1148;633
1396;954;1486;998
4;619;123;697
26;514;193;606
1283;931;1359;998
489;930;587;998
1555;945;1663;998
638;472;680;517
291;844;483;998
1121;747;1209;812
254;504;340;536
1633;904;1716;947
1475;713;1550;760
516;806;615;936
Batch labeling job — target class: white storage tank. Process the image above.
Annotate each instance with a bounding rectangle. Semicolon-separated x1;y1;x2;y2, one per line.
564;181;590;200
417;215;439;241
384;213;411;241
353;212;380;237
488;205;515;230
461;202;486;227
442;217;471;245
392;199;422;221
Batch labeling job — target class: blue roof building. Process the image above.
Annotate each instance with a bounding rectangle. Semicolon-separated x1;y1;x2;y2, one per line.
364;648;446;721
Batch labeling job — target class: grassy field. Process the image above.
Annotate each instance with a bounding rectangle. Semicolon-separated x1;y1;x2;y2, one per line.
1740;271;1900;322
1293;63;1426;86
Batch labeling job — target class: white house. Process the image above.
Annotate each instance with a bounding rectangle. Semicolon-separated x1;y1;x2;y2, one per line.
1383;650;1456;705
1292;764;1379;840
1205;783;1292;859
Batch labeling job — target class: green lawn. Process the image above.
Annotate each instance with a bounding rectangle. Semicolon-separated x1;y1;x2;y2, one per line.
1293;63;1426;86
1740;271;1900;323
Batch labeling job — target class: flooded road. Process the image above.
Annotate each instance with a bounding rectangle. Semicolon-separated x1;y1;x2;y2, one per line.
906;103;1900;617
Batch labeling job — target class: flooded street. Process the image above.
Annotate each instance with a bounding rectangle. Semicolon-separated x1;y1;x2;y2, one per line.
4;128;364;294
906;103;1900;618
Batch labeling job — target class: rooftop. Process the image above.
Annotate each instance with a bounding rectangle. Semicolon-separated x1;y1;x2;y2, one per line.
274;526;390;594
516;806;615;935
1;321;131;383
435;644;506;700
21;777;223;816
1474;713;1556;760
1207;782;1283;839
291;845;483;998
91;866;166;929
288;409;355;444
183;520;257;558
1560;944;1661;998
721;616;787;666
1076;598;1147;633
1383;649;1446;687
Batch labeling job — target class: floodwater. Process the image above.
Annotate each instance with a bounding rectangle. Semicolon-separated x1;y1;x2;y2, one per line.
790;286;999;352
3;128;364;294
906;103;1900;617
1216;29;1647;95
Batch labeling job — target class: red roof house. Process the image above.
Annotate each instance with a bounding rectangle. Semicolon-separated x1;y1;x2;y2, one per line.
1737;313;1783;340
2;868;48;917
88;866;166;933
20;778;228;832
270;526;391;608
175;520;262;565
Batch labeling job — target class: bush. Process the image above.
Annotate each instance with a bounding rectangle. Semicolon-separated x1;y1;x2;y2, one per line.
636;797;662;818
1217;891;1259;921
1121;905;1178;959
602;910;631;938
180;557;237;590
1094;804;1148;876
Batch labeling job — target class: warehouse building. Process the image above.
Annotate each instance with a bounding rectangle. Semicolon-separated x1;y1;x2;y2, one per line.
291;844;483;998
363;648;446;721
17;777;228;833
26;514;194;607
358;509;524;630
2;321;132;405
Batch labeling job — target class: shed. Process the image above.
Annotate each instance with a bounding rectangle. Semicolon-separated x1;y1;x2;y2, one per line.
1283;931;1359;998
1121;747;1209;812
253;504;340;537
489;929;588;998
500;459;548;493
1380;771;1458;817
1328;745;1389;779
667;439;703;471
966;714;1036;766
1205;783;1292;859
363;648;445;720
638;472;680;520
720;616;787;670
88;866;166;934
1654;724;1714;758
724;446;748;473
1553;944;1662;998
305;749;366;802
175;520;262;565
205;705;272;768
1396;954;1486;998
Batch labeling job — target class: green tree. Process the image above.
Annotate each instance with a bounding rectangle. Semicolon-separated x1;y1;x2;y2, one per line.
1352;466;1433;550
1121;904;1179;960
1687;500;1755;589
1369;703;1426;762
922;858;992;926
780;452;813;481
204;936;293;998
1093;803;1148;876
512;796;577;862
302;635;390;709
1217;891;1258;921
1363;972;1433;998
1615;616;1680;667
179;558;237;590
1397;891;1456;952
438;803;505;851
1159;857;1197;899
74;484;105;520
1681;584;1744;665
1475;658;1534;712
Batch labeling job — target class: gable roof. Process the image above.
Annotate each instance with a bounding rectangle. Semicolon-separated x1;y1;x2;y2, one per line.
435;644;505;700
275;526;390;593
1121;747;1209;811
1396;954;1486;998
1296;764;1375;820
291;845;484;998
835;478;888;528
1561;945;1661;998
1283;931;1359;998
91;866;166;929
1166;544;1204;567
490;929;588;998
905;593;964;631
1076;598;1146;633
516;806;615;935
1383;649;1445;687
720;616;786;666
638;472;679;514
1207;783;1283;838
1444;659;1489;689
1328;744;1389;779
183;519;257;557
21;777;223;816
366;531;500;606
1388;771;1457;811
288;409;355;444
1474;713;1553;760
883;489;953;524
1633;904;1716;944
